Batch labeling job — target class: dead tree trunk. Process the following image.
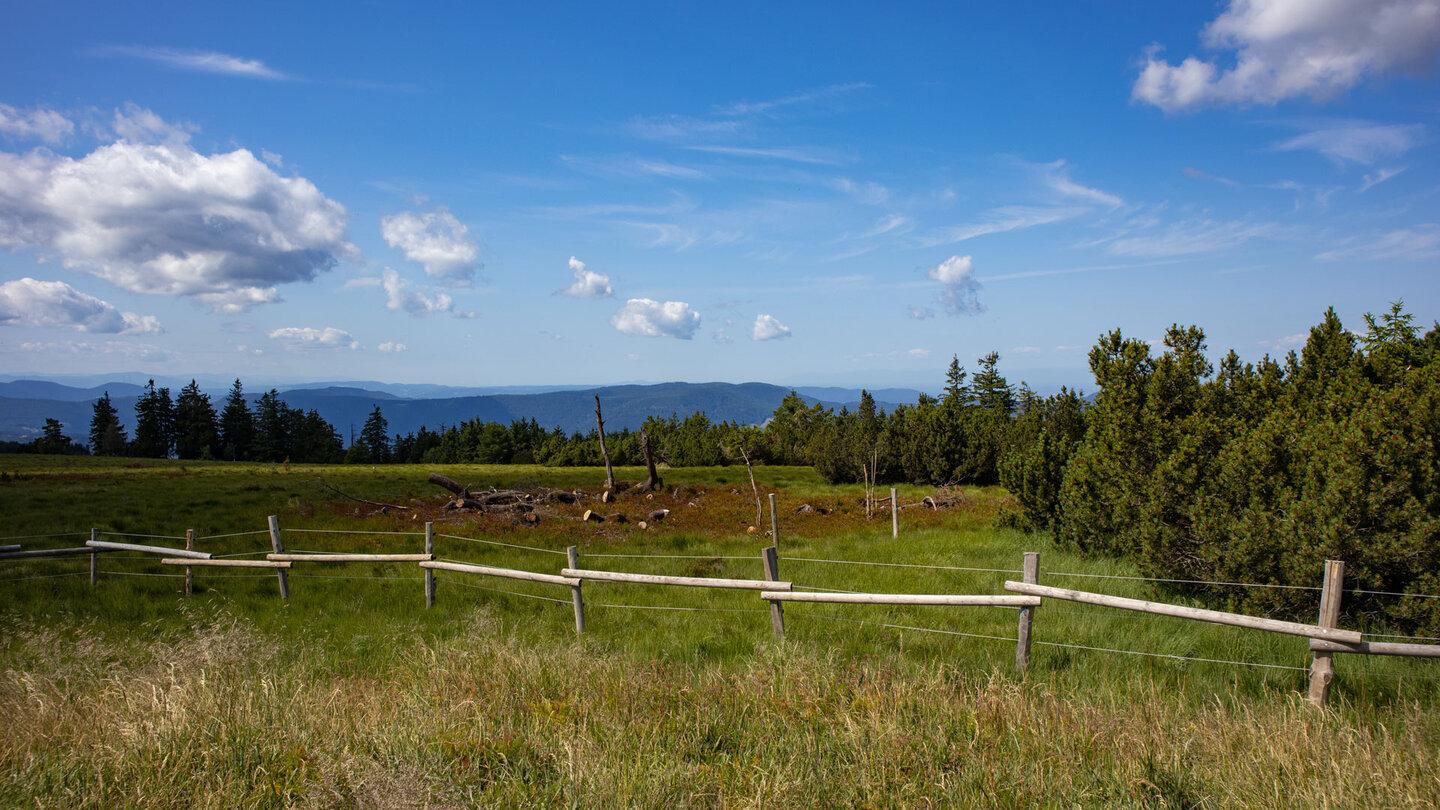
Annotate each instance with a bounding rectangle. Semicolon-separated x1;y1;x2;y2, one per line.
428;472;470;498
639;430;662;492
595;395;616;493
739;446;762;528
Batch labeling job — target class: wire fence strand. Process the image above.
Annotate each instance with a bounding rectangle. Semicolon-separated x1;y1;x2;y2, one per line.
1032;638;1310;672
285;528;423;537
435;575;572;604
1044;570;1322;591
98;531;188;542
435;533;569;556
788;609;1019;644
1;571;89;583
785;556;1021;575
197;530;273;541
583;553;757;560
588;602;770;615
0;532;90;543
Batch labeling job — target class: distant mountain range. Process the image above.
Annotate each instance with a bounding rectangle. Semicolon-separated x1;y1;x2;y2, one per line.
0;378;926;444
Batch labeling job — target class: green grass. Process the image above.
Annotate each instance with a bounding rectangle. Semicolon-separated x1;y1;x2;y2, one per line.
1;456;1437;807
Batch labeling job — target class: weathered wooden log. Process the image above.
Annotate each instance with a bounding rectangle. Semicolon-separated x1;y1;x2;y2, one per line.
762;591;1041;606
637;521;648;530
639;429;662;492
421;560;579;587
607;513;628;523
647;509;670;522
562;568;791;591
87;539;210;559
268;553;434;562
582;510;604;523
600;490;614;504
429;472;470;498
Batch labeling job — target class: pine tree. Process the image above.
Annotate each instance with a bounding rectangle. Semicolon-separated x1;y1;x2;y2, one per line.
132;380;176;458
219;379;253;461
89;392;128;456
358;405;392;463
174;380;219;460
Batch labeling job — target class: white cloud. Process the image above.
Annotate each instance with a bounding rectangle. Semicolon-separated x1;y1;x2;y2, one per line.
0;104;74;144
1274;121;1424;165
752;314;792;341
1359;167;1405;191
1040;160;1123;208
559;154;708;180
683;145;844;165
378;341;407;353
907;306;936;320
380;208;480;282
0;108;356;313
713;82;871;117
559;256;614;298
0;277;160;334
95;45;288;80
918;206;1089;247
927;255;984;316
1316;225;1440;260
612;298;700;339
1108;219;1280;257
261;149;283;167
20;339;171;362
267;326;359;350
1133;0;1440;111
1012;346;1042;355
110;103;195;146
381;268;454;316
831;178;889;205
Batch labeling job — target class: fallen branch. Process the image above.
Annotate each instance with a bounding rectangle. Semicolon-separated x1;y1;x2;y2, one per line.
319;479;407;511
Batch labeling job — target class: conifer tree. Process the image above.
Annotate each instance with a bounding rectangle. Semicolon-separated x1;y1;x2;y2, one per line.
219;379;253;461
174;380;219;460
89;392;128;456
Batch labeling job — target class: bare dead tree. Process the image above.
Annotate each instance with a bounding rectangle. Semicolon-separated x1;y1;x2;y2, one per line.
737;445;763;528
639;429;662;491
595;395;616;493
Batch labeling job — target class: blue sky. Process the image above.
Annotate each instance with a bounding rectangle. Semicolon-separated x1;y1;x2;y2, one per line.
1;0;1436;393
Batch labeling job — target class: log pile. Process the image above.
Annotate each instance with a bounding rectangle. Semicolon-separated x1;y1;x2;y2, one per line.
429;473;580;521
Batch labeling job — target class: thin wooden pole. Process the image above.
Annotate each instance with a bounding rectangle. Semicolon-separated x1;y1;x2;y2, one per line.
267;515;289;600
1016;552;1039;673
890;488;899;538
567;545;585;635
184;529;195;598
89;528;98;587
769;493;779;547
424;522;436;609
1308;559;1344;707
763;546;785;639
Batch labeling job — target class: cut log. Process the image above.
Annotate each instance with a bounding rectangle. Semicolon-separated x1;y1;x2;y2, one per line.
637;521;648;530
523;512;541;524
647;509;670;522
607;513;628;524
795;503;815;514
582;510;604;523
429;473;471;498
600;490;614;504
596;395;616;493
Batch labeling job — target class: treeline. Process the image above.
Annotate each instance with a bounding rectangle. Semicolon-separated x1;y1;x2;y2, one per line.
1004;303;1440;632
87;380;344;463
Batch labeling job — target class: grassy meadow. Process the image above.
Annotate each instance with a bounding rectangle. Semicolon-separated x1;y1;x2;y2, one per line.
1;455;1437;807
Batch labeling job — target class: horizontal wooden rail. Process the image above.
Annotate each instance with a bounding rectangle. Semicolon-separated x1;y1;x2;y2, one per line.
421;560;580;587
1004;581;1362;644
266;553;434;563
561;568;791;591
762;591;1040;607
161;559;292;569
1309;638;1440;659
88;539;210;560
0;546;115;560
0;544;19;553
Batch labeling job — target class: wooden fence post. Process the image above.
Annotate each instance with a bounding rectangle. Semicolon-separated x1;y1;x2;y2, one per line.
267;515;289;600
1308;559;1344;707
891;488;899;538
763;546;785;639
424;522;436;609
567;545;585;635
184;529;195;597
769;493;779;546
1016;551;1039;673
89;528;99;587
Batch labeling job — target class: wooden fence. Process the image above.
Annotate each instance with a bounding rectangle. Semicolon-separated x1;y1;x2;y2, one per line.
4;516;1437;708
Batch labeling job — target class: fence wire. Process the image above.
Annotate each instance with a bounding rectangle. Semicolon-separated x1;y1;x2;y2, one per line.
1044;569;1322;591
99;531;187;542
0;532;89;543
789;609;1019;645
1032;638;1310;672
435;533;568;556
435;575;572;605
786;556;1021;575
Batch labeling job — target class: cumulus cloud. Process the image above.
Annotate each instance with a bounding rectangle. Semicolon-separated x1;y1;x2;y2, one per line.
0;277;160;334
267;326;359;350
378;341;407;353
612;298;700;339
1133;0;1440;111
0;104;74;144
559;256;614;298
380;208;480;282
752;314;792;341
1273;121;1424;165
0;107;357;313
381;268;454;316
927;255;984;316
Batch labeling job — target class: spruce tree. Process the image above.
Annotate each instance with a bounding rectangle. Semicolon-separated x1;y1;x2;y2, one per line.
219;379;254;461
132;380;176;458
89;392;128;456
175;380;219;460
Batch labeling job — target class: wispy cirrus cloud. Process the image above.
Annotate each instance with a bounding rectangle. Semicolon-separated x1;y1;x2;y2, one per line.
1316;225;1440;261
92;45;288;80
683;144;848;166
916;206;1089;248
1273;121;1424;165
1108;219;1281;257
713;82;871;117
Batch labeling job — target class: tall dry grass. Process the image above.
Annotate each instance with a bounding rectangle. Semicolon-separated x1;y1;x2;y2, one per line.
3;605;1436;808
